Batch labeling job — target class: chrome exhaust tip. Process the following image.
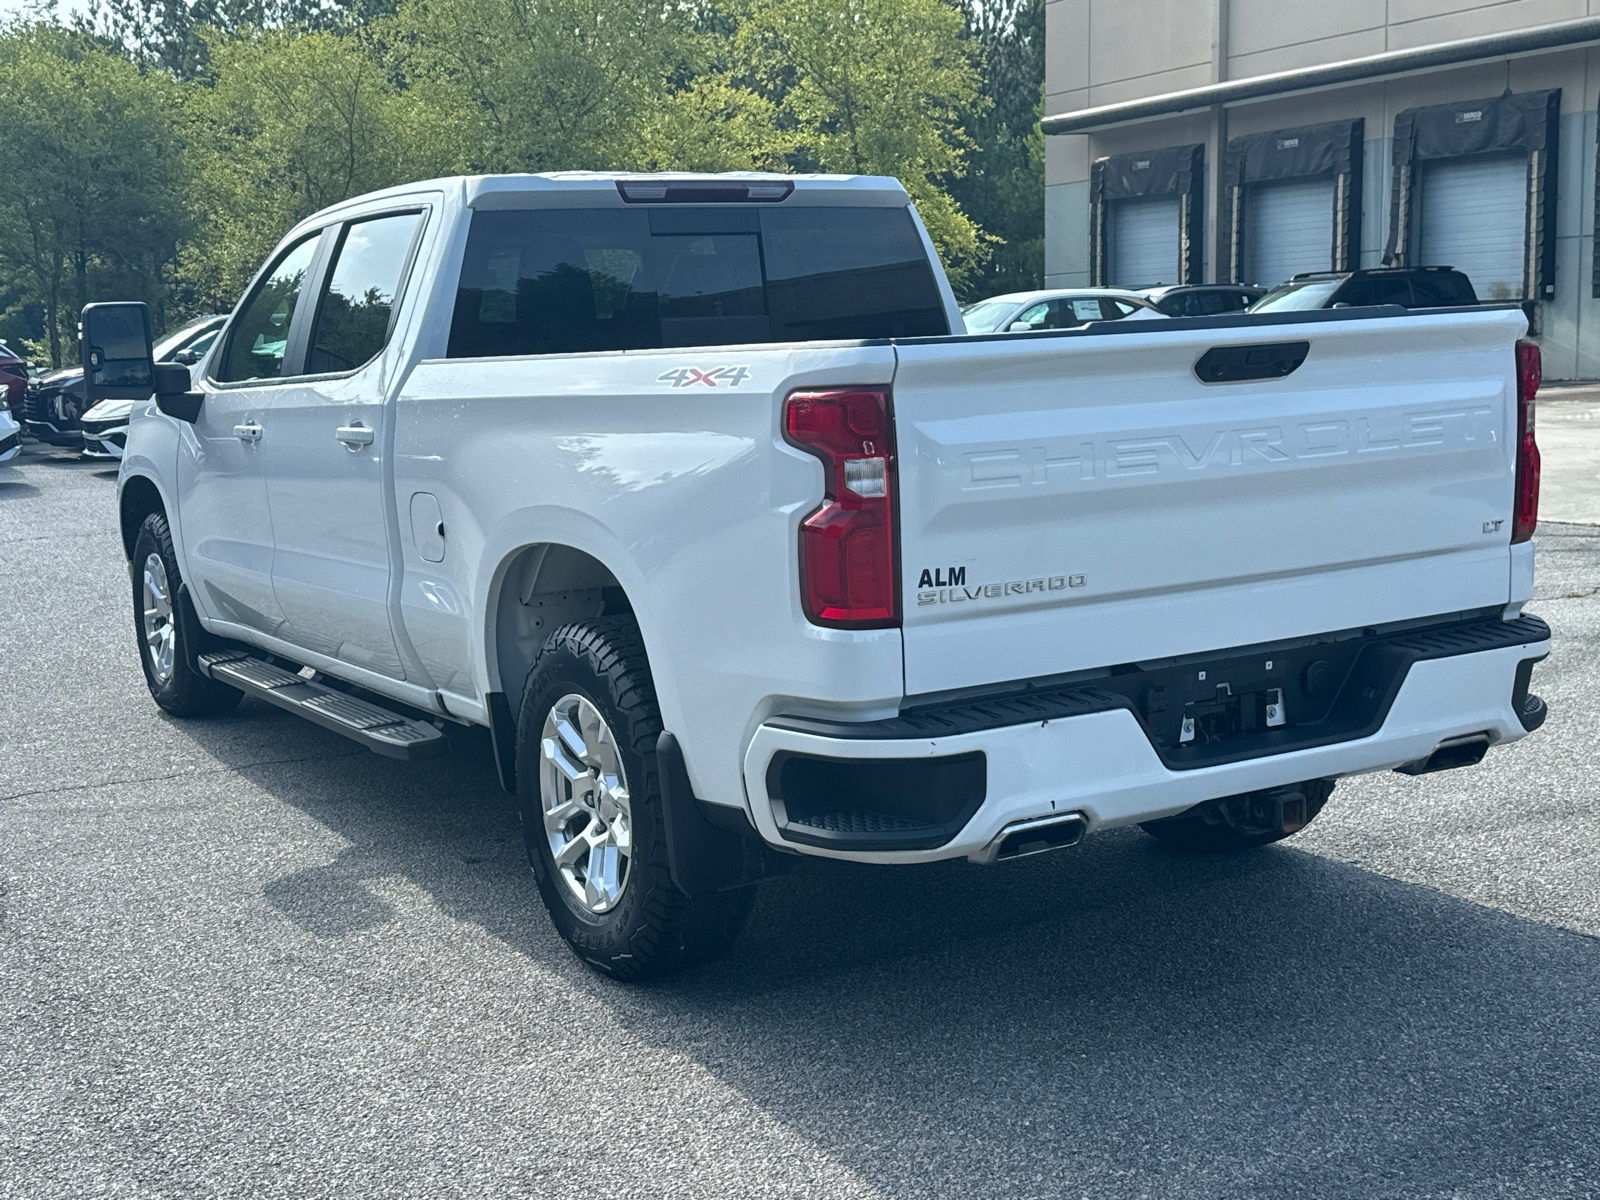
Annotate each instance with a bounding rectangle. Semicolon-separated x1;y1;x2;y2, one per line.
971;812;1088;865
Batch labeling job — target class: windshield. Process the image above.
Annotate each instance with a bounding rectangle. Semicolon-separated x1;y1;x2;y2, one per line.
960;299;1022;333
1248;280;1343;312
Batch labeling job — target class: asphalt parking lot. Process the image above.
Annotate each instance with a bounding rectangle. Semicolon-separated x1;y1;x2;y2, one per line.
3;441;1599;1200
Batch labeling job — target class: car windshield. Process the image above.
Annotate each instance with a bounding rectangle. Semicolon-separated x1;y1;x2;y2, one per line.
960;299;1023;333
1248;280;1343;312
154;319;217;361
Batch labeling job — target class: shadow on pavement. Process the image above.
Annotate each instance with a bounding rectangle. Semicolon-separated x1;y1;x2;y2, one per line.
173;706;1600;1198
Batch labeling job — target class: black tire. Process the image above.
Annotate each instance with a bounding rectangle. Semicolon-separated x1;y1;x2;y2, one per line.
1140;778;1335;851
516;616;754;981
130;512;243;718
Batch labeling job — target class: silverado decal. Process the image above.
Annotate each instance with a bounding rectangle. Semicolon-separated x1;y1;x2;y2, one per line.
658;366;752;389
916;572;1086;606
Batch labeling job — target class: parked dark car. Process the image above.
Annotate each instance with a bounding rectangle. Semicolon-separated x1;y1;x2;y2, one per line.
1249;266;1479;313
1140;284;1264;317
0;340;28;416
23;315;225;446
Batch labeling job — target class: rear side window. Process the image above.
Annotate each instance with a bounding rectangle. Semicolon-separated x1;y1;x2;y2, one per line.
446;206;948;358
1337;276;1412;307
1410;271;1478;307
308;211;424;374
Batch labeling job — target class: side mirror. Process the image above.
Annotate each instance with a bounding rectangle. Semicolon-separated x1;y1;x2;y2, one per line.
172;349;198;366
79;302;154;403
1007;321;1033;332
153;361;202;423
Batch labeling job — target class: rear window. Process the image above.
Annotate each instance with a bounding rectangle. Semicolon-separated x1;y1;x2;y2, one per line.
447;206;949;358
1249;280;1343;312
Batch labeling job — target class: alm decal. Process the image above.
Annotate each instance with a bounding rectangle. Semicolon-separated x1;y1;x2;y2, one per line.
658;366;752;388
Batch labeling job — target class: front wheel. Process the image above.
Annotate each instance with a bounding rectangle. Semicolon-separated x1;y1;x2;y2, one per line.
516;617;753;981
130;512;242;718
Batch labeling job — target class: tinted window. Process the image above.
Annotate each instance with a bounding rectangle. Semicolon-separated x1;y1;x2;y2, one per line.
447;206;947;358
1337;276;1412;307
308;212;423;374
1103;299;1143;318
1154;294;1184;316
218;235;321;382
1410;271;1478;307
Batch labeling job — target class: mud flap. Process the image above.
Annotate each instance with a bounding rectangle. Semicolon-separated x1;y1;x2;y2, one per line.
657;730;785;896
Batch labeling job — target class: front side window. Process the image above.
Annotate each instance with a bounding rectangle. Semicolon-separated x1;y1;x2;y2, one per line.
1013;302;1050;329
308;211;424;374
446;205;947;358
217;234;322;382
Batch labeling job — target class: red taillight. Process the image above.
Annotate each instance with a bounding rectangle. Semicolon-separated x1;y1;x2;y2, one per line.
783;388;899;628
1513;339;1541;544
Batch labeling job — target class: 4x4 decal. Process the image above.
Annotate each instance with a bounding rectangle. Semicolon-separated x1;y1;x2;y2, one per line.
658;366;752;388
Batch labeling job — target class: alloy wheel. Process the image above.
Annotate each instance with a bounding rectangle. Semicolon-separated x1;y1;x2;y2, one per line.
539;693;633;914
141;552;176;684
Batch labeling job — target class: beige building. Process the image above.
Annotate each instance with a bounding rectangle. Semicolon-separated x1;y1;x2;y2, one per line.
1043;1;1600;377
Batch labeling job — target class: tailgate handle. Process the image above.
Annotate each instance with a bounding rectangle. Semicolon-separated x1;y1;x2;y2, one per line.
1195;341;1310;384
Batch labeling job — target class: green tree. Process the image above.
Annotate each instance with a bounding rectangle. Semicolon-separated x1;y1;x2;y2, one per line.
737;0;989;288
383;0;699;174
180;27;412;310
949;0;1044;299
0;24;188;365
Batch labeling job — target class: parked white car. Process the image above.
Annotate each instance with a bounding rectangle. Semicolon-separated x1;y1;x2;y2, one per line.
95;171;1549;980
961;288;1163;333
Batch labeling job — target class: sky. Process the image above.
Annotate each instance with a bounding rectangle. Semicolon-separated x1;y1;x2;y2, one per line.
0;0;93;23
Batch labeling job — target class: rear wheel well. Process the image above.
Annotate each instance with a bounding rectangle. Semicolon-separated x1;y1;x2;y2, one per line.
492;543;634;723
119;476;166;561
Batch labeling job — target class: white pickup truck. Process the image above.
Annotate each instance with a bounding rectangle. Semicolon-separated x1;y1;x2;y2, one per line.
90;172;1549;980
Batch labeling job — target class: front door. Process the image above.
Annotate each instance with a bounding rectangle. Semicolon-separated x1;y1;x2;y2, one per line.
178;231;326;638
265;209;425;682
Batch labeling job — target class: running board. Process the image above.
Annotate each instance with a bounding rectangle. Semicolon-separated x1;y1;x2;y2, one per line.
197;652;447;760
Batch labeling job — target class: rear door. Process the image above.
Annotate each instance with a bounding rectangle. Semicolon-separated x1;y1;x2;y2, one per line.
890;309;1526;696
265;208;426;681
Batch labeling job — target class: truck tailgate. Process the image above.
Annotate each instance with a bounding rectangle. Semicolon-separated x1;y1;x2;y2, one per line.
891;309;1526;697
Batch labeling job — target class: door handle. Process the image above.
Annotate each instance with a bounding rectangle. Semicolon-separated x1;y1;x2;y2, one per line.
336;423;374;450
233;422;262;443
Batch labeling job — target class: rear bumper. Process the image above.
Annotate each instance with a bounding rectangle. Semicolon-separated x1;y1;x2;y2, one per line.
740;619;1550;865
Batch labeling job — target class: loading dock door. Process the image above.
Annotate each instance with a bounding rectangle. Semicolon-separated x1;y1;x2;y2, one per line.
1111;196;1180;286
1249;177;1334;287
1419;155;1527;299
